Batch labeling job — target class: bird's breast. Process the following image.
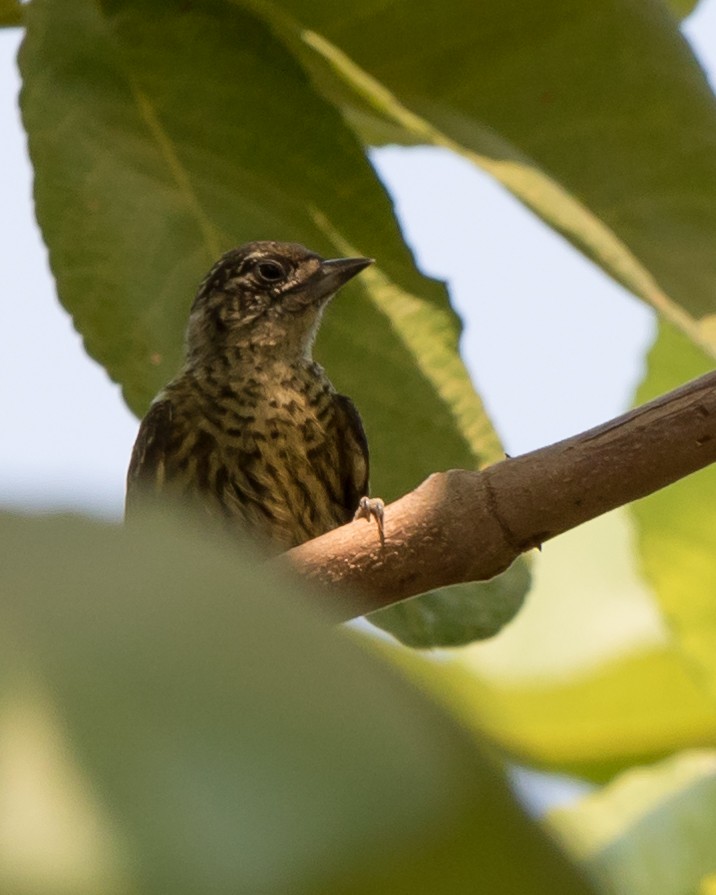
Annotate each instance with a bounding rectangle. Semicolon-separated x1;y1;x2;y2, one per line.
192;369;349;548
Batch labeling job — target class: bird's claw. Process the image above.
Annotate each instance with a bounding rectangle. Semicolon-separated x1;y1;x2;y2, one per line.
354;496;385;547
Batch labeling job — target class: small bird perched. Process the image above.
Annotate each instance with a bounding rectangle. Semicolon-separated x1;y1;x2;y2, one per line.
126;240;383;551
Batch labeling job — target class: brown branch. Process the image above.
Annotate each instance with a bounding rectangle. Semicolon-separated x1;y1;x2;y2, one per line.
283;370;716;620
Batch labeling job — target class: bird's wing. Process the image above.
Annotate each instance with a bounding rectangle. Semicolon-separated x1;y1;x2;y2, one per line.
333;393;370;514
125;399;176;517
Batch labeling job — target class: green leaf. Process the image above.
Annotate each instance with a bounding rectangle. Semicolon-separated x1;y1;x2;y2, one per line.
548;750;716;895
19;0;497;473
371;495;716;780
19;0;526;647
371;556;531;648
387;641;716;782
277;0;716;347
631;322;716;702
668;0;702;20
371;511;716;779
374;331;716;764
0;510;597;895
0;0;22;27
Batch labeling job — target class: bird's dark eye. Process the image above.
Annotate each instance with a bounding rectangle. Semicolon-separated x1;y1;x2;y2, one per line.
256;260;286;283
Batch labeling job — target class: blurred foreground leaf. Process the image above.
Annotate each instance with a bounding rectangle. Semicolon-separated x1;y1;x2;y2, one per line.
549;750;716;895
0;511;595;895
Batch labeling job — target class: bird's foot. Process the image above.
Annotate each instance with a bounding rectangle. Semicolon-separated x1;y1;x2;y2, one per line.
354;496;385;547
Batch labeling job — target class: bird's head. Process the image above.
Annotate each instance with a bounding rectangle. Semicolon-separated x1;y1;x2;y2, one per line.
185;241;372;365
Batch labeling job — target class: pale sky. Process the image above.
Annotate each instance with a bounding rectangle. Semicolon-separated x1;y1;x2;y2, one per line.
1;4;715;517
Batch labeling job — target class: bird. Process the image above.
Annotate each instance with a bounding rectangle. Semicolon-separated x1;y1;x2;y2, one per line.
126;240;384;552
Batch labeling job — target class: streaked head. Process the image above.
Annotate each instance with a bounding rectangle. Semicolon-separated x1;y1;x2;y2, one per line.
186;241;372;362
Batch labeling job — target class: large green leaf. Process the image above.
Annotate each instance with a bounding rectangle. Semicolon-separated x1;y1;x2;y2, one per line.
631;322;716;702
0;510;596;895
549;750;716;895
669;0;702;19
19;0;495;473
0;0;21;27
381;639;716;782
19;0;528;647
276;0;716;346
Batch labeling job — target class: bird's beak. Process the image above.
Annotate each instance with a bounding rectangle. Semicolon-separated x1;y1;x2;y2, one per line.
314;256;374;300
